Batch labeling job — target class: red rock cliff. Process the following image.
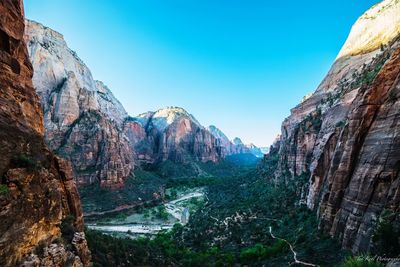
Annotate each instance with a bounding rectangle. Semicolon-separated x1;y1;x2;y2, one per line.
267;0;400;253
0;0;90;265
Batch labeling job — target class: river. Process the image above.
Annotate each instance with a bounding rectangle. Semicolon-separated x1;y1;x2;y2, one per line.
87;187;205;238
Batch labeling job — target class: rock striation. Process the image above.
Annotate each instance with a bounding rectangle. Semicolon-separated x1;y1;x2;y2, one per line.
337;0;400;59
0;1;90;266
25;20;133;188
266;0;400;254
207;125;255;156
126;107;224;163
25;21;261;189
245;143;265;158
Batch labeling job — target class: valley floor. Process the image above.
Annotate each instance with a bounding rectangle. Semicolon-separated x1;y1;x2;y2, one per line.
87;187;205;237
84;160;353;266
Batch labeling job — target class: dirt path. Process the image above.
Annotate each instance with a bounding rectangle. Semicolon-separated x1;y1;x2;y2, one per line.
269;226;318;267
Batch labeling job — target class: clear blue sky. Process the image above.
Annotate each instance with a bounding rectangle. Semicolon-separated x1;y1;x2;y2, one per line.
24;0;380;147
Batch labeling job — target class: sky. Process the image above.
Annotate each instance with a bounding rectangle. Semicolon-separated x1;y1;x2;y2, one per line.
24;0;380;147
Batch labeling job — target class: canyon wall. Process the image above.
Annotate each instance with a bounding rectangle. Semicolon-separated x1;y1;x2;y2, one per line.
267;0;400;253
0;1;90;265
25;21;260;188
128;107;224;164
207;125;255;156
25;20;133;188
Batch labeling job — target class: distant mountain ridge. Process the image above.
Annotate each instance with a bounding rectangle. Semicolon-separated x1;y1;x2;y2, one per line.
24;20;262;188
207;125;265;157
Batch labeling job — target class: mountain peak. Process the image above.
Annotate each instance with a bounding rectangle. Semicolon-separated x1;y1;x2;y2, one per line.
25;19;65;42
233;137;244;145
246;143;257;149
153;106;191;118
208;125;230;142
337;0;400;59
136;106;201;131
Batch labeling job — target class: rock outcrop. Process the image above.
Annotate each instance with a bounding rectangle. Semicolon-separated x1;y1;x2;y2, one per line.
266;0;400;254
0;1;90;265
25;20;133;188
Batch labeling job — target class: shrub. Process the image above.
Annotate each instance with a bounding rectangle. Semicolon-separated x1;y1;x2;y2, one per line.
60;215;76;242
372;210;400;257
115;212;128;221
336;120;346;128
388;89;397;103
240;240;287;264
35;240;47;257
240;243;267;263
11;154;40;171
0;184;9;195
156;206;169;220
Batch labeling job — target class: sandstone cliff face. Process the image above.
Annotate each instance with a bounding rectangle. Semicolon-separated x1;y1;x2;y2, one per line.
232;137;251;155
0;1;90;265
207;125;232;157
127;107;224;163
207;125;253;156
268;0;400;253
245;143;264;158
25;20;133;188
25;20;258;189
337;0;400;59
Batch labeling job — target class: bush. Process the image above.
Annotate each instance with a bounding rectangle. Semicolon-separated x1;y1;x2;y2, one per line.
0;184;9;195
240;240;287;264
373;211;400;257
336;120;346;128
388;89;397;103
115;212;128;221
166;189;178;200
240;243;267;263
35;240;47;257
156;206;169;220
11;154;40;171
339;256;384;267
60;215;76;242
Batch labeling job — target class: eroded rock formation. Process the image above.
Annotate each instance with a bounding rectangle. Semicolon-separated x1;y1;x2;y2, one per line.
0;1;90;265
207;125;255;156
25;20;133;188
267;0;400;253
127;107;224;163
25;20;261;189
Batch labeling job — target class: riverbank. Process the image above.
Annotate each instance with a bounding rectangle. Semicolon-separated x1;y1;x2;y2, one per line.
86;187;205;238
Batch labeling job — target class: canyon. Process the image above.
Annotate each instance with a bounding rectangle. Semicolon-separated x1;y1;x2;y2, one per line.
25;20;259;190
0;0;399;265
